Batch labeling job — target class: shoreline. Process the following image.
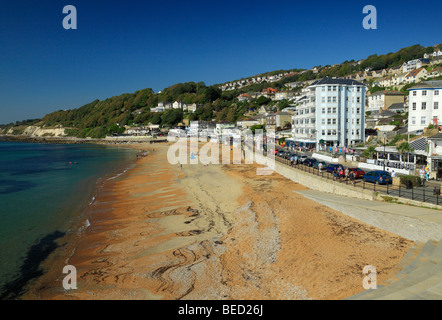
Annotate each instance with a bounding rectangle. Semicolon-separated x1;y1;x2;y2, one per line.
0;134;167;145
22;142;415;300
5;141;146;300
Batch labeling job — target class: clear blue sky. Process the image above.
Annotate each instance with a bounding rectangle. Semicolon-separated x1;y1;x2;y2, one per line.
0;0;441;124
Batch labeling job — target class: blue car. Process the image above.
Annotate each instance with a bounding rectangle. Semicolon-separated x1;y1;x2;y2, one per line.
325;164;342;173
362;171;392;184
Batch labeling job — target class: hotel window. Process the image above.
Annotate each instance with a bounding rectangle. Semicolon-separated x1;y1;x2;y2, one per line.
332;97;337;103
322;119;325;125
412;117;416;125
333;108;337;113
333;86;337;91
421;116;426;125
356;119;360;125
435;102;439;110
435;90;439;95
412;103;417;110
413;91;417;96
322;130;325;136
328;86;332;91
357;87;361;92
356;108;360;114
328;97;332;103
327;119;332;125
357;97;361;103
422;90;427;96
322;108;326;114
322;97;325;103
422;102;427;110
332;119;337;125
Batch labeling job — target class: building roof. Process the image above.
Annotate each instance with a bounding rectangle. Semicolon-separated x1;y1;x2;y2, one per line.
409;80;442;90
389;103;405;110
310;77;365;87
370;90;405;96
406;68;425;78
409;137;428;151
428;132;442;140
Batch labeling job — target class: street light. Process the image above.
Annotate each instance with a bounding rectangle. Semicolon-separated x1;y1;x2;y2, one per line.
383;132;386;171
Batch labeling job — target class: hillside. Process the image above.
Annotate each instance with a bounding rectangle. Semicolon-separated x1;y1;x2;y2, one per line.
2;43;442;139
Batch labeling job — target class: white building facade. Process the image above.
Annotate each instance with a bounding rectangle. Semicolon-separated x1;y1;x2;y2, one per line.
292;77;366;148
408;81;442;132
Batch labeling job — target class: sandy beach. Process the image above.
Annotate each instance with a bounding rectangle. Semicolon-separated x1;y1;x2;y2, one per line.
24;142;414;300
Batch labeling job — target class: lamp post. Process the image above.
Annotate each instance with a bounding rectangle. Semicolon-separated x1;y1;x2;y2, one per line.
383;132;386;171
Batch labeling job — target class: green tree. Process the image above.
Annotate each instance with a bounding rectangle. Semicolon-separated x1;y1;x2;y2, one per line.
363;145;377;159
396;142;414;167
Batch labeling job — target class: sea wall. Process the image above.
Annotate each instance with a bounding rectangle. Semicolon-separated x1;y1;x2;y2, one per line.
253;152;377;201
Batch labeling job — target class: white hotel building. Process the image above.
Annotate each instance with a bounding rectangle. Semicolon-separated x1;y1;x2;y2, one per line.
408;80;442;132
291;77;366;148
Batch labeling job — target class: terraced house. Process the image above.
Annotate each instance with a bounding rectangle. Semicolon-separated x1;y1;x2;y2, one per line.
291;77;366;149
408;80;442;132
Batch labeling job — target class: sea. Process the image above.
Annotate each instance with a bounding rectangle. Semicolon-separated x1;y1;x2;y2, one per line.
0;141;137;299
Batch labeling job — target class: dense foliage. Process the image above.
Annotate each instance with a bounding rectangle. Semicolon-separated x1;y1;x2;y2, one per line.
2;44;441;138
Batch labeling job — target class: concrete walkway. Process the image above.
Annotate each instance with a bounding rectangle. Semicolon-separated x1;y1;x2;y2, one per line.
294;189;442;242
293;189;442;299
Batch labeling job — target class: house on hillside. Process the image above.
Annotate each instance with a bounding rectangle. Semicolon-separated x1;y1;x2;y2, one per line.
367;91;405;113
408;80;442;132
405;68;428;84
428;67;442;79
402;58;431;73
275;111;292;129
158;101;173;110
236;117;260;129
238;93;251;102
185;103;201;113
173;101;187;110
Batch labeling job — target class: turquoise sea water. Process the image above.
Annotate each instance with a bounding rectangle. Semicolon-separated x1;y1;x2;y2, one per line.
0;141;136;299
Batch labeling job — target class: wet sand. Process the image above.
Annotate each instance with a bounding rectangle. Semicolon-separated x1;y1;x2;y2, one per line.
24;143;414;300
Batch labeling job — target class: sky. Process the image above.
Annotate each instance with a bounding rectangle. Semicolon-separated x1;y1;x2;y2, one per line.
0;0;441;124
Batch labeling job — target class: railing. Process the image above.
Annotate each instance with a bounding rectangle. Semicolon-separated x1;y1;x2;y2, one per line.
273;155;442;207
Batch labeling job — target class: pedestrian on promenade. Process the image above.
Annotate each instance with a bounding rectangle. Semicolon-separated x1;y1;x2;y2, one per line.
420;167;426;187
349;170;355;184
345;167;349;180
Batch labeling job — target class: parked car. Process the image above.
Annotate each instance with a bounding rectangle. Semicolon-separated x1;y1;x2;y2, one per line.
298;155;308;162
348;168;365;179
303;158;318;167
313;161;327;170
285;152;297;160
362;171;392;184
276;150;286;157
325;164;342;173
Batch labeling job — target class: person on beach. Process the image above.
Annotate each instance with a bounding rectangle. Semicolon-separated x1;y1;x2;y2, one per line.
344;167;349;180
